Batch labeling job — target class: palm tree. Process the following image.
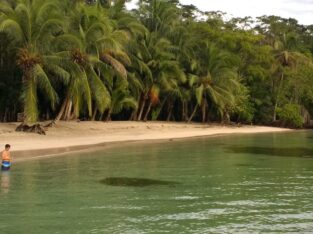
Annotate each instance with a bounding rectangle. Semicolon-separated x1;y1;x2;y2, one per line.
128;0;186;121
54;2;130;120
187;45;241;123
271;34;312;122
255;16;313;122
127;31;186;121
0;0;68;123
138;0;180;37
105;88;137;121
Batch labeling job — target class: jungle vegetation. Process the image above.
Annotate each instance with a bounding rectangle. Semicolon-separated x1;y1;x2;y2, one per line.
1;0;313;128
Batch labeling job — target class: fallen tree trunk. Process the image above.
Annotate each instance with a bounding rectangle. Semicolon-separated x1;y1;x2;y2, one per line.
15;123;46;135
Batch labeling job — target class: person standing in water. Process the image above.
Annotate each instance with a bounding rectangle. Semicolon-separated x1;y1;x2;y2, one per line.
1;144;11;171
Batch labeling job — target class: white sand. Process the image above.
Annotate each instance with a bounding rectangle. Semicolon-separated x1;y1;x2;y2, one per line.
0;121;291;159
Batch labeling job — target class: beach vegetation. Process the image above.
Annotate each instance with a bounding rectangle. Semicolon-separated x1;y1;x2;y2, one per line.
1;0;313;128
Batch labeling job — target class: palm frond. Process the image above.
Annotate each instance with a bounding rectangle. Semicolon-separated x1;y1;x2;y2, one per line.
101;52;127;78
86;65;111;113
0;18;24;42
32;64;58;109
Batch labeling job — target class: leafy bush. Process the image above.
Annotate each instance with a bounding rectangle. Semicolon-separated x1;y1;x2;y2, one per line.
277;104;303;128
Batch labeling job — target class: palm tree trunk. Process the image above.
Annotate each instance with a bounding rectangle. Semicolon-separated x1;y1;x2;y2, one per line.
3;108;8;122
184;102;189;122
188;105;198;123
273;102;278;122
99;112;104;121
64;101;72;121
166;108;173;121
106;109;112;121
273;73;284;122
129;111;136;121
130;97;141;120
182;101;186;122
201;101;206;123
55;99;68;121
143;101;152;121
70;111;76;120
91;108;97;121
166;101;173;121
137;97;146;121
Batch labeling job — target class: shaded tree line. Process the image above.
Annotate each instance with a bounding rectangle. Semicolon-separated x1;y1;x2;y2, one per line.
1;0;313;128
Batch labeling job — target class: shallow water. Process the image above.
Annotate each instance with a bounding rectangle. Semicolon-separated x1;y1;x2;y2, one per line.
1;131;313;233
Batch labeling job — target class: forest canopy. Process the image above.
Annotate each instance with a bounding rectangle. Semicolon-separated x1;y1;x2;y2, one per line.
1;0;313;128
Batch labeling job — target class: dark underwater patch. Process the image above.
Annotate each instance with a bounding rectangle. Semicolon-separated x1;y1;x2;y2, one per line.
100;177;179;187
234;163;253;167
227;146;313;158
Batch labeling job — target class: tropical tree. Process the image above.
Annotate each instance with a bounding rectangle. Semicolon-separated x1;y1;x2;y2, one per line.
126;0;186;121
0;0;68;123
54;2;130;120
127;31;186;121
256;16;313;122
187;45;243;122
0;0;313;127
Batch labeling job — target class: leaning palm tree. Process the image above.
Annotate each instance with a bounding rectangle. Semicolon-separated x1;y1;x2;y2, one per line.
0;0;68;123
54;2;131;120
187;45;242;123
127;31;186;121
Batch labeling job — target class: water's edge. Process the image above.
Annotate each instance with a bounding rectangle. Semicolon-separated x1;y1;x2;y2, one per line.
14;130;301;163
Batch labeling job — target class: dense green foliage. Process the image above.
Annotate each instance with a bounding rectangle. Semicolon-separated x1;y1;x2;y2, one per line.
277;104;304;128
1;0;313;128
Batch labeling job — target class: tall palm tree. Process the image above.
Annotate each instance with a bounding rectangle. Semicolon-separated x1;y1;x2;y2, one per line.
128;32;185;121
187;45;241;123
54;2;130;120
0;0;68;123
271;34;312;122
129;0;186;121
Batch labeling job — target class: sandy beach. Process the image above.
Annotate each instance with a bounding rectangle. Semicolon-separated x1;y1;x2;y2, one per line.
0;121;291;161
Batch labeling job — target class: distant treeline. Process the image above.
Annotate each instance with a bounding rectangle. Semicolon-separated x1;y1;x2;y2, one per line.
1;0;313;128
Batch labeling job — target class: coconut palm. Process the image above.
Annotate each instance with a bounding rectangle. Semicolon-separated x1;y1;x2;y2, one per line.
0;0;69;123
187;45;242;123
54;2;131;120
127;31;186;121
128;0;186;121
137;0;180;37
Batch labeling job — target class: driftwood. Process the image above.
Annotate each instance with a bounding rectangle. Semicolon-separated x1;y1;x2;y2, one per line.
44;120;56;128
15;123;46;135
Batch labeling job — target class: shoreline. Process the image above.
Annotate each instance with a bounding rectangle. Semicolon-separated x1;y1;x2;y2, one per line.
0;121;293;162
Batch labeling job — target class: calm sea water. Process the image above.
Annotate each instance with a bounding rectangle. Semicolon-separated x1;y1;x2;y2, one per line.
1;131;313;233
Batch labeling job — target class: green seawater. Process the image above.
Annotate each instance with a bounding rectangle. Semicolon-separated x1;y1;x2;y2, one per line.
1;131;313;233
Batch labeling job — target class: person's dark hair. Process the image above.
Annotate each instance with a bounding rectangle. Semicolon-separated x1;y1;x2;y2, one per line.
5;144;10;149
